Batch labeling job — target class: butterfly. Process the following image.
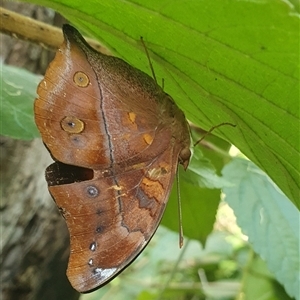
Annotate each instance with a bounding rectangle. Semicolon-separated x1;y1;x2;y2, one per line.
34;24;191;292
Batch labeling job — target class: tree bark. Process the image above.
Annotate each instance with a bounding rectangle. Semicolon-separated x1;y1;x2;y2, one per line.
0;1;79;299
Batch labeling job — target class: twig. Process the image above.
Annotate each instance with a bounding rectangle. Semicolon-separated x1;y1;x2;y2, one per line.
0;7;111;54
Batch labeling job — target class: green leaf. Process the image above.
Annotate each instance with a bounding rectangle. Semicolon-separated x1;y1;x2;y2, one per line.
0;63;41;139
162;146;229;245
242;254;294;300
184;146;232;189
163;182;221;246
222;158;299;299
24;0;299;208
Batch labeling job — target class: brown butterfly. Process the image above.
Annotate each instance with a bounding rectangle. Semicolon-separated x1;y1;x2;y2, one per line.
34;24;191;293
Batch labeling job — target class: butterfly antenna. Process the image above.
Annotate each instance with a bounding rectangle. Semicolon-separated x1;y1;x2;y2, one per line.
193;122;236;147
140;37;157;84
176;166;184;248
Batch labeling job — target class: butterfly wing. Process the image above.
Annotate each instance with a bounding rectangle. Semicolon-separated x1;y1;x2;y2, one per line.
34;25;191;293
46;142;180;292
34;25;172;170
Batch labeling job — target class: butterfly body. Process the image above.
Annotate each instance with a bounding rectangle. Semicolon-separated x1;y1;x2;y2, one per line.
34;24;190;293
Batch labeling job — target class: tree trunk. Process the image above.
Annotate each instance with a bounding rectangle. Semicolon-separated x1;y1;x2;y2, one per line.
0;2;79;299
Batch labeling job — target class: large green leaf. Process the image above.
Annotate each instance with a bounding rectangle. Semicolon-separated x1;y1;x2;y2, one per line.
222;157;299;299
23;0;299;208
